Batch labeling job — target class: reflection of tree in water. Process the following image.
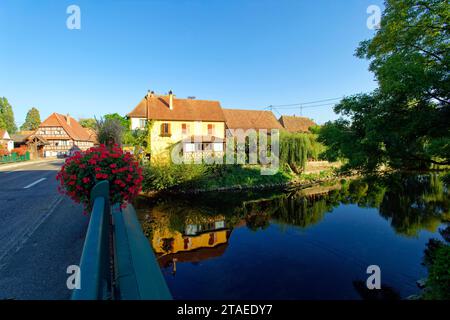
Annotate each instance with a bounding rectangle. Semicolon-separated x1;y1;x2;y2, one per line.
377;173;449;237
137;172;449;239
264;195;332;229
245;212;270;231
238;180;386;230
241;173;448;235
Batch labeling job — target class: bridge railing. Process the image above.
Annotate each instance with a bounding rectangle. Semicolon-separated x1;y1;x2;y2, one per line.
71;180;171;300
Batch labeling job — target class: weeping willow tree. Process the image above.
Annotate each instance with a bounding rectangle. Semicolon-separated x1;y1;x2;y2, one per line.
279;132;324;173
305;133;326;160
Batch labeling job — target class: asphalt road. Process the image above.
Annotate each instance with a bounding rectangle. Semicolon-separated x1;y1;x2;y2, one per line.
0;160;89;300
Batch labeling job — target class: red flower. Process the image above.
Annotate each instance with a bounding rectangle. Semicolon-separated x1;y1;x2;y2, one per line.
57;145;143;212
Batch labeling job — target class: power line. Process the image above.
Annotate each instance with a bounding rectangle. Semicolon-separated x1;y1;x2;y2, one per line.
271;107;283;118
271;97;343;108
274;102;338;110
223;96;343;111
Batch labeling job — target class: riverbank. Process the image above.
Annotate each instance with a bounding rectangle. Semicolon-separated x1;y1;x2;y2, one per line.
140;162;349;198
139;160;450;198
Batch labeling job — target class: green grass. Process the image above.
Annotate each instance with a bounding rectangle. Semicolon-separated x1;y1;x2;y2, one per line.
297;170;335;182
142;163;293;192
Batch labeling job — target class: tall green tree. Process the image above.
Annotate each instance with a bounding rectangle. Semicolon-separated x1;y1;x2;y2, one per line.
78;118;97;129
103;113;138;146
0;97;17;134
20;107;41;131
104;113;130;130
320;0;450;172
0;112;5;130
95;117;124;147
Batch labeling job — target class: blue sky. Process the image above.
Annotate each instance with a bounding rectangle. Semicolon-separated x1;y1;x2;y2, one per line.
0;0;383;127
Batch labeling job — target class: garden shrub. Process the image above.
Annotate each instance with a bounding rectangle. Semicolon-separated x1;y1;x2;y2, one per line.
142;162;209;191
0;144;9;156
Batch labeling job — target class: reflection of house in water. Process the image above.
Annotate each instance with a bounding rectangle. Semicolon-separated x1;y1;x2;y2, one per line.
151;214;231;269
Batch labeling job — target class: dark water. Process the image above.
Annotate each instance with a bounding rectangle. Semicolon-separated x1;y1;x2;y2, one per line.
135;173;449;300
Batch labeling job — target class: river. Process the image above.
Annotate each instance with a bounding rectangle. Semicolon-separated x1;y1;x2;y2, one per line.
135;173;449;300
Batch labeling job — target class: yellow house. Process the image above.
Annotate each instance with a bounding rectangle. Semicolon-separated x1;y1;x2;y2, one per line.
128;90;226;162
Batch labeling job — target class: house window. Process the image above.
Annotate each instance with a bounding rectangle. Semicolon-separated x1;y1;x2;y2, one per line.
208;124;214;135
182;123;188;135
160;123;171;137
139;119;147;128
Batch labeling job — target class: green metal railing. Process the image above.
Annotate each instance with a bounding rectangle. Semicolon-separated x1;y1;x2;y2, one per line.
112;204;172;300
71;180;171;300
0;151;30;163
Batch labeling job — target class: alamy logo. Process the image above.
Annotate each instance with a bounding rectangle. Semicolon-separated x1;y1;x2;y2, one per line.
66;265;81;290
66;5;81;30
366;5;381;30
366;265;381;290
170;128;280;175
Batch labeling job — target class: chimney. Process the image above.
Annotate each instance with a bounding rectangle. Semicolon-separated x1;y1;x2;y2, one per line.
66;114;71;126
168;90;173;110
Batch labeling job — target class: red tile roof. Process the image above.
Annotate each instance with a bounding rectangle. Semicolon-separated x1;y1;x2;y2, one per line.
223;109;284;131
278;115;316;133
39;113;94;142
127;94;226;122
86;128;98;144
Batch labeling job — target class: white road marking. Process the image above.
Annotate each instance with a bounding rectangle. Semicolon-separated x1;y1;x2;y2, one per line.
23;178;47;189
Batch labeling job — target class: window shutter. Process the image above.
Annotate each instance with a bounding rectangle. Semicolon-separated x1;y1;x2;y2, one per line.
168;123;171;135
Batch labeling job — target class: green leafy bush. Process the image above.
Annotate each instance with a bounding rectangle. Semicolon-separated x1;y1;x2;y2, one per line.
142;162;209;191
423;244;450;300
